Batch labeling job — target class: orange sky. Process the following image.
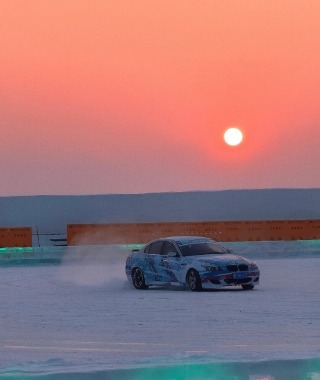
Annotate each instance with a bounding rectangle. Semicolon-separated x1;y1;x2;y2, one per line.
1;0;320;195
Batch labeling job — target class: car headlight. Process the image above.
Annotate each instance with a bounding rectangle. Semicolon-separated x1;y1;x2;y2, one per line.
249;261;258;270
201;263;219;271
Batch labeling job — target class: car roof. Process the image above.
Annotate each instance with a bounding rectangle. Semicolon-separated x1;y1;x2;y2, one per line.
158;236;213;245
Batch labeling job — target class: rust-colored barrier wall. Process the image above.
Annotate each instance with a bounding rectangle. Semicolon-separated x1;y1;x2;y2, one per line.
0;227;32;248
67;220;320;245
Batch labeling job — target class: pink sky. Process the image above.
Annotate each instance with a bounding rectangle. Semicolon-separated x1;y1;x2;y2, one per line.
1;0;320;196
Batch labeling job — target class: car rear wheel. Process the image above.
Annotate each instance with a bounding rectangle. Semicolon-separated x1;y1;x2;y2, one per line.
242;284;254;290
132;268;149;289
187;269;202;291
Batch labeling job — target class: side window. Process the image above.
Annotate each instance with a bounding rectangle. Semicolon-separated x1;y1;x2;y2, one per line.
162;242;178;256
144;244;151;253
148;240;164;255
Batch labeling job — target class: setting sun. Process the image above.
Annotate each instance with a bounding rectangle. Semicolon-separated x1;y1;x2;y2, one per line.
224;128;243;146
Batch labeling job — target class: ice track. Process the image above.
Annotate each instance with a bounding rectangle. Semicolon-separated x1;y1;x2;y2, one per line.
0;243;320;379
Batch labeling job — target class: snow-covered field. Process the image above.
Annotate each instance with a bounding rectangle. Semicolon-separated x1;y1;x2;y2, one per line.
1;243;320;379
1;189;320;378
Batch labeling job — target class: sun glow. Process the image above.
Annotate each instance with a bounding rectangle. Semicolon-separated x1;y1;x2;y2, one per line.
224;128;243;146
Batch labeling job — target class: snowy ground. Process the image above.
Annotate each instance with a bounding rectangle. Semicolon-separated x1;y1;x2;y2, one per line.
1;243;320;379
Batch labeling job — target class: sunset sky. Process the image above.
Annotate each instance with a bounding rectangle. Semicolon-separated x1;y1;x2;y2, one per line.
1;0;320;196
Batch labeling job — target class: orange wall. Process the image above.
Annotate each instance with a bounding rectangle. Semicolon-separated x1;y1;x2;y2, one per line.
67;220;320;245
0;227;32;247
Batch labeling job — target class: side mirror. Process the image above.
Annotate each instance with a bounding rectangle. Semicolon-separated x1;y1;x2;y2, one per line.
167;251;178;257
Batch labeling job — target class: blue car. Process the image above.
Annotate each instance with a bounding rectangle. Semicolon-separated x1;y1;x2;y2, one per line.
126;236;260;291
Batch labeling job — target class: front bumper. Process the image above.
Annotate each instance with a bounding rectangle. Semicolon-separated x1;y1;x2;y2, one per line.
201;270;260;289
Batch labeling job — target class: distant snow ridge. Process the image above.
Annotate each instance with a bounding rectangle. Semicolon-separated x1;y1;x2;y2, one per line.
1;189;320;234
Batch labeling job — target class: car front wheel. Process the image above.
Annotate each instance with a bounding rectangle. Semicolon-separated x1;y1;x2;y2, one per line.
187;269;202;291
132;267;149;289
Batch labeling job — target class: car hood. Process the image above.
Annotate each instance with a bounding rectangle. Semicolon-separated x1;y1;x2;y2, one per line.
186;253;252;265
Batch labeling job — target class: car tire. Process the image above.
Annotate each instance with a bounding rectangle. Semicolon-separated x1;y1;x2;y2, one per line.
187;269;202;291
242;284;255;290
132;267;149;290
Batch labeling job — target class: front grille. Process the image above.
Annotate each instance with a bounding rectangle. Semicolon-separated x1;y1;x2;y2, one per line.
226;264;249;272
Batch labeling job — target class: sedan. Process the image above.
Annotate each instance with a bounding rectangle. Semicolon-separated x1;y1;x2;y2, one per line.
125;236;260;291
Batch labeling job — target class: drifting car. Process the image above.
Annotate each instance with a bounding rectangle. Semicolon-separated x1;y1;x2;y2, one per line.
125;236;260;291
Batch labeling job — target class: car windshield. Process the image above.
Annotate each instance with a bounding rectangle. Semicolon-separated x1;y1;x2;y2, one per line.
178;241;228;256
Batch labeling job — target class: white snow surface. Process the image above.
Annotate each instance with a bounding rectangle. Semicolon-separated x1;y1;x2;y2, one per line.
1;189;320;378
1;244;320;379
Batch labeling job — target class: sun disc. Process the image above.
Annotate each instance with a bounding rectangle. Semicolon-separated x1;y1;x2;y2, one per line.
224;127;243;146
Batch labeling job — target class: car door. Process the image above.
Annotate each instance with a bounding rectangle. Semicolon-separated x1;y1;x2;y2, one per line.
146;240;165;283
158;241;182;284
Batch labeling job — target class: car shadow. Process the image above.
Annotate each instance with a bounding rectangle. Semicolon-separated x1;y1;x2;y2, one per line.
145;285;258;292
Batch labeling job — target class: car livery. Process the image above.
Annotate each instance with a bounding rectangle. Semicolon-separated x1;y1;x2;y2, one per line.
126;236;260;291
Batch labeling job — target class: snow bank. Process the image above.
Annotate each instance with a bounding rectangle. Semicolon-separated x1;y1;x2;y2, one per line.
2;358;320;379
